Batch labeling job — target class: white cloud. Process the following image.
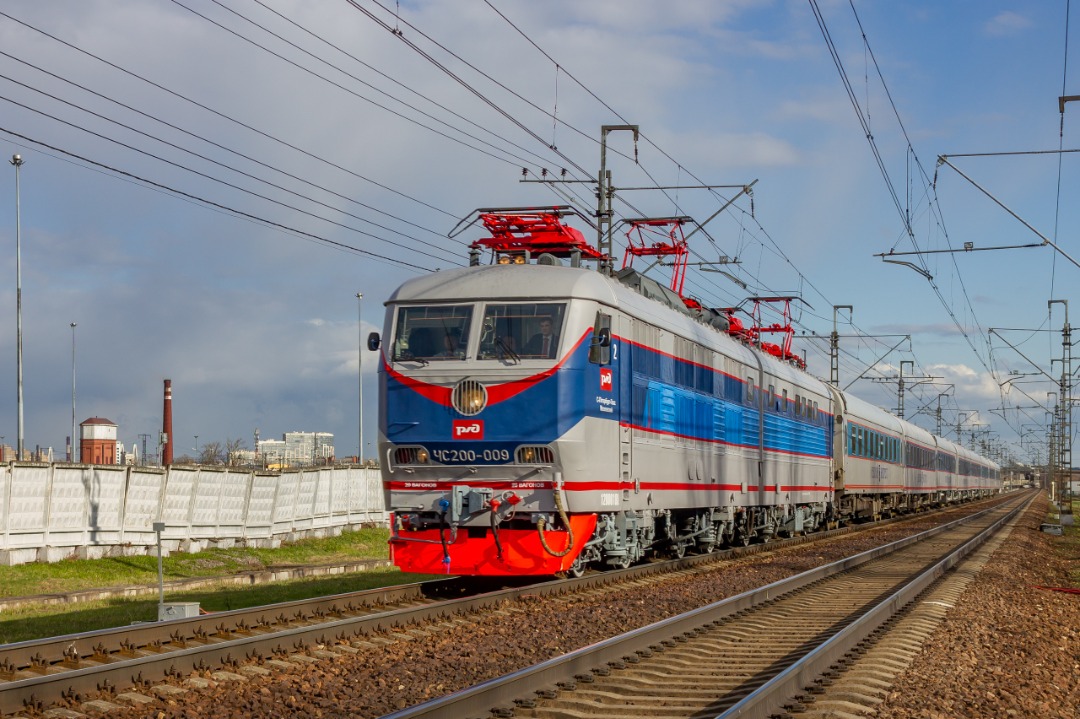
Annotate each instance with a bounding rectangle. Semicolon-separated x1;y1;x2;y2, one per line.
983;11;1033;37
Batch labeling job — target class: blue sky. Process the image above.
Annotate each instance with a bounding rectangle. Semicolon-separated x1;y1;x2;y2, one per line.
0;1;1074;465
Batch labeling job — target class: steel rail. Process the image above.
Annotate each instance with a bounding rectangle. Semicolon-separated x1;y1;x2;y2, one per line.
0;494;1013;715
376;493;1029;719
715;492;1032;719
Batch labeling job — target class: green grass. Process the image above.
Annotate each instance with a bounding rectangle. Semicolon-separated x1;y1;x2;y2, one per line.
0;528;393;598
0;528;442;645
0;568;443;645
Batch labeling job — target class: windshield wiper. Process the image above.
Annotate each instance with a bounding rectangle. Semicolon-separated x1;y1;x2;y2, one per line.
393;352;429;367
495;336;519;363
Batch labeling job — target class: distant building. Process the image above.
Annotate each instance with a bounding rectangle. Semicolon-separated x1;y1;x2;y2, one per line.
0;444;58;463
244;432;335;469
80;417;118;465
258;439;286;468
284;431;335;465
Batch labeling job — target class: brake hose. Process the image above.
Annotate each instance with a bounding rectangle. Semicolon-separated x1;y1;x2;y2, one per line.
537;485;575;557
489;498;503;560
437;507;450;568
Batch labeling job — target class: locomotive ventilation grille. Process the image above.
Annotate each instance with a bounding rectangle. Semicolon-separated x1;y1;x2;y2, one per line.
452;379;487;416
515;446;554;464
393;446;429;465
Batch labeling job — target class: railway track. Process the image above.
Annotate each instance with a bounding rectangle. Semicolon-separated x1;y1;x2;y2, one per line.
0;494;1018;716
380;492;1030;719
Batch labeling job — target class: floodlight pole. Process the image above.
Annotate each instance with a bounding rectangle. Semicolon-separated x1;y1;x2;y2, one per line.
11;154;24;460
70;322;76;462
154;521;165;619
362;291;367;464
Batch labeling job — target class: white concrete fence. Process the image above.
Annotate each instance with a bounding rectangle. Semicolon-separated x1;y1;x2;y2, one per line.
0;462;387;566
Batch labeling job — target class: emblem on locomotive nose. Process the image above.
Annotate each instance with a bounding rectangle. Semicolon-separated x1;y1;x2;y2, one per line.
600;368;613;391
452;420;484;439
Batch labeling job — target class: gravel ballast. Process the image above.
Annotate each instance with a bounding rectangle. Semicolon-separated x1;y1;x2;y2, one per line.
873;494;1079;719
61;495;1079;719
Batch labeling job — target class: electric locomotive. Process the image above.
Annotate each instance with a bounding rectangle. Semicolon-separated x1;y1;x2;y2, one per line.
373;208;1000;576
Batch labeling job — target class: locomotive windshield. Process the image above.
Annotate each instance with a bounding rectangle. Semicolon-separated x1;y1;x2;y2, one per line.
392;305;473;361
477;303;566;360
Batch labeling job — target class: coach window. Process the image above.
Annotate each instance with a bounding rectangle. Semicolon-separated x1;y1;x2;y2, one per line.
475;303;566;360
393;305;473;361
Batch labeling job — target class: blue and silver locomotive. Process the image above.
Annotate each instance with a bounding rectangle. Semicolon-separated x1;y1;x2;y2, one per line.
374;209;1000;576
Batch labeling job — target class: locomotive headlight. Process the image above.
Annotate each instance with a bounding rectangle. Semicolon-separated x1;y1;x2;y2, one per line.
416;448;430;464
520;446;536;463
452;379;487;416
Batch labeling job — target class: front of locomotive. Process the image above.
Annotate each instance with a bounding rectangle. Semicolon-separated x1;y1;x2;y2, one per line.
377;263;618;575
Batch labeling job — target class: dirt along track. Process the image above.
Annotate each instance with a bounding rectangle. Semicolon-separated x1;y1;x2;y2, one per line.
2;495;1023;719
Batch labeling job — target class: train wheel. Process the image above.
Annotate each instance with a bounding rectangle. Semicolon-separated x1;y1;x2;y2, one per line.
566;555;587;579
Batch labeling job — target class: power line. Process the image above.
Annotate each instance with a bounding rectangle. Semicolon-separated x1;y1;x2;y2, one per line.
347;0;593;178
0;126;436;272
0;66;465;263
0;91;465;268
242;0;569;174
0;8;456;219
170;0;556;173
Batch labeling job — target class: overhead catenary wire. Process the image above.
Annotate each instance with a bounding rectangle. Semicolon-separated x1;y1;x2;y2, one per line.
1;4;1024;445
0;67;465;264
0;126;435;272
0;91;467;268
345;0;594;179
482;0;928;386
242;0;570;176
171;0;562;175
808;0;1000;394
0;8;457;220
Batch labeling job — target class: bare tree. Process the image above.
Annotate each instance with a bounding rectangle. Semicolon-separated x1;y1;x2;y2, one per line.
198;441;224;465
226;437;245;466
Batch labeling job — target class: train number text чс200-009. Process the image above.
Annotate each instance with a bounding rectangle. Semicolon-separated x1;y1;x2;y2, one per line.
429;447;512;464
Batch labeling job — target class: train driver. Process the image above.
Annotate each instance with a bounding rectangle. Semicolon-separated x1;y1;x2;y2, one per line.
524;317;558;358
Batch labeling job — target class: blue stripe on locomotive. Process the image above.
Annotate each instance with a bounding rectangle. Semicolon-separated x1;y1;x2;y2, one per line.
382;333;830;461
627;342;829;459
